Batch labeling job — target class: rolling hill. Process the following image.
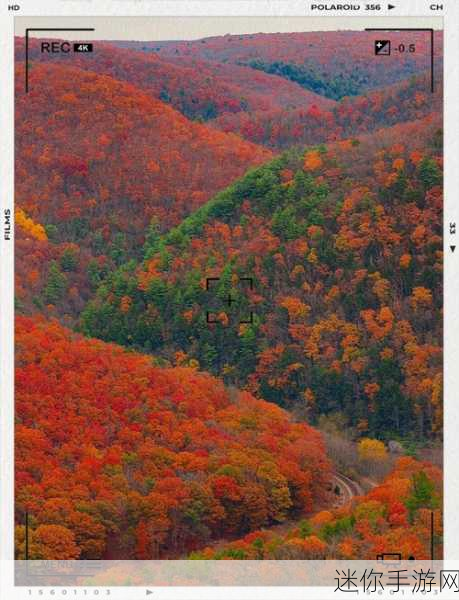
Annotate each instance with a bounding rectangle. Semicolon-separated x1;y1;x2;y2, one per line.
15;60;272;317
122;30;443;99
15;315;331;559
211;71;442;149
14;28;444;563
81;116;443;441
16;61;272;233
190;456;442;560
16;37;335;123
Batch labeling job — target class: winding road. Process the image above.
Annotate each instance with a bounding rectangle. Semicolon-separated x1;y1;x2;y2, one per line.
182;471;365;555
331;472;364;507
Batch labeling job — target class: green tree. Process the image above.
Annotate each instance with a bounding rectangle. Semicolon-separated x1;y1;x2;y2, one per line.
405;471;439;521
109;233;127;266
44;223;58;242
144;217;161;258
418;158;442;189
60;247;79;272
43;261;67;305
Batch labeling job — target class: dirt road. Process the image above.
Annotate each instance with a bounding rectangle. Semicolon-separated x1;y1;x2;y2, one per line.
331;472;364;507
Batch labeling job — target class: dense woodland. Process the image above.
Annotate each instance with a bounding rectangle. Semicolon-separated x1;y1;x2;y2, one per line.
16;38;334;123
14;29;443;560
191;456;442;560
81;118;443;440
15;316;331;559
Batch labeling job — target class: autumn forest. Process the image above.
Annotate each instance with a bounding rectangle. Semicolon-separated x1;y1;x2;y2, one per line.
14;28;443;561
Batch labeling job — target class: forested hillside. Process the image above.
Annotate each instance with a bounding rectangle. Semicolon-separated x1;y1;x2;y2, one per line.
16;38;334;122
82;117;442;440
123;30;442;98
15;61;271;315
212;72;442;149
15;316;331;559
15;62;271;233
191;456;442;560
15;28;443;561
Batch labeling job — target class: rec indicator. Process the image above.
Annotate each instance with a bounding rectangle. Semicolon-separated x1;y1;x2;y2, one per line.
40;41;93;53
74;43;93;53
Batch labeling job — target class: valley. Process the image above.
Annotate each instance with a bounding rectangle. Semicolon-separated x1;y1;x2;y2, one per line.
14;28;443;561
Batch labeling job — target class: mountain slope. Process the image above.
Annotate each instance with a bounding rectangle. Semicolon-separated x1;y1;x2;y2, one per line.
15;316;331;559
17;37;441;152
125;30;443;99
15;61;272;317
211;71;442;149
16;62;272;233
191;456;442;560
16;38;335;122
81;116;443;441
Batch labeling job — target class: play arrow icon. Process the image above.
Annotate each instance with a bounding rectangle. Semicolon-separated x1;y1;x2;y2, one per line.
451;245;456;253
388;3;396;8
